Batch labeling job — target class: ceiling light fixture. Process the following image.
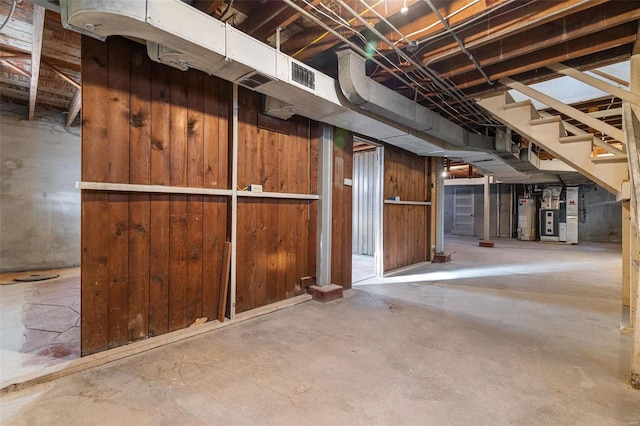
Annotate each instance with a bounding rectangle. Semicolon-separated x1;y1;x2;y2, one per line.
400;0;408;15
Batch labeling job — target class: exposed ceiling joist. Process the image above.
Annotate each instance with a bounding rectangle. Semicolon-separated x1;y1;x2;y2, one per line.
547;62;640;107
65;87;81;127
502;77;627;143
28;4;44;120
42;59;80;89
1;59;29;78
191;0;225;16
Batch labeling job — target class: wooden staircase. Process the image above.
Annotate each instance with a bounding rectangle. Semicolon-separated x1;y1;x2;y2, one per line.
478;92;629;197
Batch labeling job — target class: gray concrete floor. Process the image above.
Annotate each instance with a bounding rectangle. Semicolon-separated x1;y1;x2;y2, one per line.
352;253;375;283
2;236;640;425
0;268;80;384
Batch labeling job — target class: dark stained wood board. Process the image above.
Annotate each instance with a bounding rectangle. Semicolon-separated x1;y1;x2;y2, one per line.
81;36;230;354
331;128;353;290
382;145;431;272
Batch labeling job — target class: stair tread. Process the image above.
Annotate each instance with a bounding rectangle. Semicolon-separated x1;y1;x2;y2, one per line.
530;116;562;125
591;155;628;164
559;134;593;143
503;100;534;110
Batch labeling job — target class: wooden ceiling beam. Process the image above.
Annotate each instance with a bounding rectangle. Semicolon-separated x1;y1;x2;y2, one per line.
191;0;225;16
419;2;640;81
28;5;45;120
416;0;608;66
451;25;636;91
66;88;81;127
369;0;605;83
1;59;30;79
236;1;288;37
466;46;631;100
42;59;81;89
281;0;421;60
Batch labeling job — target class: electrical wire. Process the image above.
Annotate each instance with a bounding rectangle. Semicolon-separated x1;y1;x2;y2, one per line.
310;0;472;118
0;0;19;33
335;0;497;127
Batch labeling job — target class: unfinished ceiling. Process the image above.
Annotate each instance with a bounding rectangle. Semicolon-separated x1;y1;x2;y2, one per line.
0;0;637;144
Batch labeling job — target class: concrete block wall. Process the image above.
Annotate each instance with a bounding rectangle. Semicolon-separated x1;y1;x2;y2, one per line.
0;104;81;272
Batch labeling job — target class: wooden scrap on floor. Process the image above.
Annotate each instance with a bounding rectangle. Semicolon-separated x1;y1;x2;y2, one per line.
217;241;231;322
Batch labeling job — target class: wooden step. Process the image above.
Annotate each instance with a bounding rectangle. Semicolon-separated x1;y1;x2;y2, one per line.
503;99;534;110
530;115;561;126
593;138;626;156
559;134;593;144
591;155;628;164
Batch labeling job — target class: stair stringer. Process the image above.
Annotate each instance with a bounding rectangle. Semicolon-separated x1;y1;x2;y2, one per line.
478;93;629;195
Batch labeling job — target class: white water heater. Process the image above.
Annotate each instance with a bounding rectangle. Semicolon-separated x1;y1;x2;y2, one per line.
517;198;537;241
565;187;579;244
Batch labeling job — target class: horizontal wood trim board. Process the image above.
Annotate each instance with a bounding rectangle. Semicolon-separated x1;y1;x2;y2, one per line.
237;190;319;200
77;181;233;196
384;200;432;206
77;182;318;200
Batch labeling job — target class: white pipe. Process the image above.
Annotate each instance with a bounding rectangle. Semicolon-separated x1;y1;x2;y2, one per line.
435;159;445;253
496;182;500;237
483;174;490;242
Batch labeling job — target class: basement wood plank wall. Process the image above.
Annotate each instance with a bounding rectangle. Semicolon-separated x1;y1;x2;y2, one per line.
331;129;353;289
383;145;431;272
235;88;318;313
81;36;230;355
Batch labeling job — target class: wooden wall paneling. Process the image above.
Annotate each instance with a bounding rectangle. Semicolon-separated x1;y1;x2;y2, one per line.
296;201;309;296
148;61;171;336
186;70;205;325
254;200;268;308
168;68;188;332
236;199;257;313
253;108;268;308
235;88;258;313
81;191;109;355
202;77;228;320
295;123;310;294
382;147;430;272
81;35;109;355
105;37;131;348
308;122;319;278
264;132;278;305
238;88;258;190
127;42;151;342
331;128;353;289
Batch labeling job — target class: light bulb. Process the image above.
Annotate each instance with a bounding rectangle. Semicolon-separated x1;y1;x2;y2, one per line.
400;5;408;15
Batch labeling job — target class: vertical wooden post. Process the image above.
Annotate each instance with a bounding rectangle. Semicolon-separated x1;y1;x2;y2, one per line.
28;5;45;120
623;201;631;308
628;30;640;389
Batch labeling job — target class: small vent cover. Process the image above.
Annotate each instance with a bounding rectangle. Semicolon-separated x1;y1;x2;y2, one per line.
292;62;315;90
239;72;274;89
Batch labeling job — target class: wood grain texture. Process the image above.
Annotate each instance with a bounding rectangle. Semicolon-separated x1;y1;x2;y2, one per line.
331;128;353;289
383;146;431;272
235;88;319;313
82;36;230;353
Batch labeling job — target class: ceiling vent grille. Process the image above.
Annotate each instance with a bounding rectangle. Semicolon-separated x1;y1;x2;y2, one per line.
292;62;315;90
238;72;274;89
